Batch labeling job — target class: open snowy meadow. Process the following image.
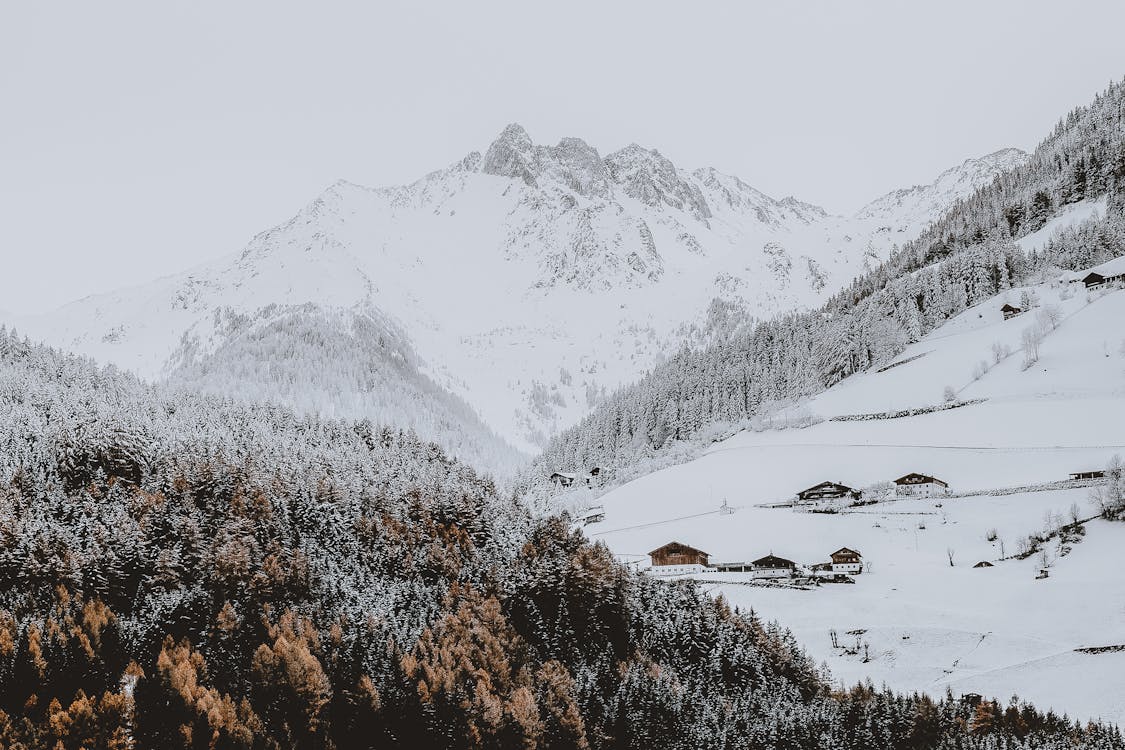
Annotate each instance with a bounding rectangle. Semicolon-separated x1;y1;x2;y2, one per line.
590;270;1125;724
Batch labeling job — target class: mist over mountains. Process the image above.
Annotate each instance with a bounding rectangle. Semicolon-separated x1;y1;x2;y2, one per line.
4;125;1026;473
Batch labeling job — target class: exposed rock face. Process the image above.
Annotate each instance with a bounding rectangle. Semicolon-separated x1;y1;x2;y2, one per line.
480;123;541;186
12;118;1025;459
547;137;611;198
605;144;712;221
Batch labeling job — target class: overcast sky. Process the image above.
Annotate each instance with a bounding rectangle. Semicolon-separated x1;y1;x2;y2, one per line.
3;1;1125;314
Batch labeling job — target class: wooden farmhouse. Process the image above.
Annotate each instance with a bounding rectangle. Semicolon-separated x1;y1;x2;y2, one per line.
973;561;994;568
751;554;796;578
1082;257;1125;289
549;471;576;487
796;481;860;504
829;547;863;574
1001;303;1022;320
648;542;710;575
893;473;950;497
549;467;603;488
1071;470;1106;480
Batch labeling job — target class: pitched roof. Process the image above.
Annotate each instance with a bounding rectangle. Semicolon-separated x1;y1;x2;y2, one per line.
797;480;854;495
752;554;795;567
1000;303;1021;312
1088;254;1125;279
831;547;862;557
648;541;709;557
893;473;948;487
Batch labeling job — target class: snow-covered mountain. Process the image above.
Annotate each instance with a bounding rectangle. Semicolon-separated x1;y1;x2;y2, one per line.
856;148;1028;227
5;125;1027;464
584;263;1125;724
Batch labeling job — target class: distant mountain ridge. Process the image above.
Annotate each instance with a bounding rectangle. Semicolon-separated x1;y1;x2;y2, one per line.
856;148;1029;225
533;79;1125;486
4;124;1027;469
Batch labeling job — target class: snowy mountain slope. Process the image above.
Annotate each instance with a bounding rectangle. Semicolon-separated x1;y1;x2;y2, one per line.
584;270;1125;723
856;148;1028;226
163;304;526;475
5;126;1027;458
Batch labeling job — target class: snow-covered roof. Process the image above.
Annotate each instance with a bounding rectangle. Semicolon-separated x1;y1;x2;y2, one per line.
1087;255;1125;278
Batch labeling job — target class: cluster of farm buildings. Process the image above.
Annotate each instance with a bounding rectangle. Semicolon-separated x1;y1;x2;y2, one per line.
795;472;950;507
647;542;864;580
642;473;949;579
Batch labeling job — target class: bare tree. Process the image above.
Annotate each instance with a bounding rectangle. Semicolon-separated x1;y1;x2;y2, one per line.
1021;325;1043;369
943;385;957;403
1092;454;1125;519
946;547;955;567
1036;303;1062;331
991;340;1010;364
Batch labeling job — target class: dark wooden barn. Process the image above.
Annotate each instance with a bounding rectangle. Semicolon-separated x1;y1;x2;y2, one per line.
797;481;860;503
649;541;710;568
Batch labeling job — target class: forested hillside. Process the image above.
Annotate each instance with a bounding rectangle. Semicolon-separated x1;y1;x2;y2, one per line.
534;79;1125;484
2;329;1121;749
163;304;526;477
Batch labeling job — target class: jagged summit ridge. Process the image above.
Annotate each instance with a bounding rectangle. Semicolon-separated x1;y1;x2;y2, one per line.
9;122;1027;460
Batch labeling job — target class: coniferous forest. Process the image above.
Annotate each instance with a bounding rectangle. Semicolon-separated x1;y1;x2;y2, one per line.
534;79;1125;483
2;330;1124;749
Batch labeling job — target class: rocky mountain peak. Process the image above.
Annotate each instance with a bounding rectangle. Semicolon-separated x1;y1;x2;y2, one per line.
480;123;540;186
544;137;611;198
605;144;712;221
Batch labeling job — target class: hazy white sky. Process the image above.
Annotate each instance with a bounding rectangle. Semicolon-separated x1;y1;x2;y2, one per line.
3;1;1124;314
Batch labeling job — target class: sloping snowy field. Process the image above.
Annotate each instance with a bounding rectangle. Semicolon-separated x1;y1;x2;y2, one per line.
590;274;1125;723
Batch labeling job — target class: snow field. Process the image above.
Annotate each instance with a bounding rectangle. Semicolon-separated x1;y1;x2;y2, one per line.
592;276;1125;724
